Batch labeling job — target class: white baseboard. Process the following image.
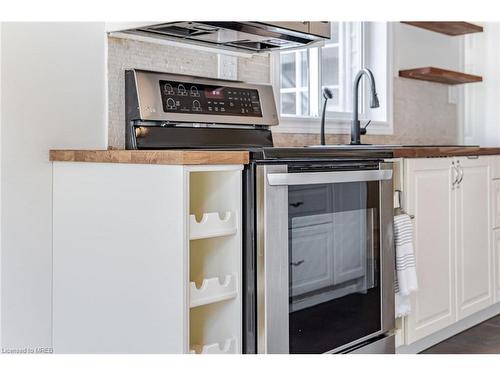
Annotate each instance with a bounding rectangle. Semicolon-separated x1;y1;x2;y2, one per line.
396;302;500;354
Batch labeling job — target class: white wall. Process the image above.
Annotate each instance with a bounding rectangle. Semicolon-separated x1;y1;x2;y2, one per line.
464;23;500;146
0;22;107;351
394;22;463;73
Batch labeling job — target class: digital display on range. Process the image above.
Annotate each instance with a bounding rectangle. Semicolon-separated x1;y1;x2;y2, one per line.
159;80;263;117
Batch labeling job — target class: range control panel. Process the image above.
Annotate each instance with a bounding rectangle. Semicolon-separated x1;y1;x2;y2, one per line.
159;80;263;117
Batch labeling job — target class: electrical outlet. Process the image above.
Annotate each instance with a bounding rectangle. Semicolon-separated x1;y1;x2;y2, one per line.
217;55;238;80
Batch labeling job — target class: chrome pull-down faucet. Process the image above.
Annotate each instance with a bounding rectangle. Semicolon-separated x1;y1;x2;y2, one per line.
351;68;379;145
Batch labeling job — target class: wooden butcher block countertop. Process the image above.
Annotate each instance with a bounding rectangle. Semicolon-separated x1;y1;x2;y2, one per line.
392;146;500;158
49;146;500;165
49;149;250;165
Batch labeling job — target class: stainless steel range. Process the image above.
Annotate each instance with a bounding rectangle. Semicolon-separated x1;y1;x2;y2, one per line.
125;69;396;354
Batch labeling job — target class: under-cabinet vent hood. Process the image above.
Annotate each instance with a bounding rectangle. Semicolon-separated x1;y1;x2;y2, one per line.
119;21;331;53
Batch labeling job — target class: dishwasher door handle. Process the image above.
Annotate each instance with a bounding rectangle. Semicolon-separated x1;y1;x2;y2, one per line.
267;169;393;186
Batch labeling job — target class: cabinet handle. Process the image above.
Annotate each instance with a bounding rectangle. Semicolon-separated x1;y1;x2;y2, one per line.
457;162;464;187
290;202;304;208
290;260;305;267
452;162;459;189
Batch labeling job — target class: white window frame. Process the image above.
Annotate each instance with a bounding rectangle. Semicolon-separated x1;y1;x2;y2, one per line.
271;22;393;136
279;49;311;116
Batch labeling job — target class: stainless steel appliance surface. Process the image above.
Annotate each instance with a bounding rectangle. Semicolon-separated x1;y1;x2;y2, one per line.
252;151;395;354
125;69;396;354
116;22;331;53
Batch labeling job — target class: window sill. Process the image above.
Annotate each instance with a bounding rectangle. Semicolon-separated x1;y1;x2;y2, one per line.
273;116;394;135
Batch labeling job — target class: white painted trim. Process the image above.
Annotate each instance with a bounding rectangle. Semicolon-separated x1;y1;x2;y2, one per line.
108;31;256;59
456;35;466;144
386;22;395;136
396;302;500;353
273;116;392;135
0;21;2;349
104;29;109;149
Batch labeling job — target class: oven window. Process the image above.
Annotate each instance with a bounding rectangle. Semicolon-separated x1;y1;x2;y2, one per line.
288;181;381;353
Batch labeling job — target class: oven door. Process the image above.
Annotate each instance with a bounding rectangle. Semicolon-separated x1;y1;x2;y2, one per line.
256;162;394;354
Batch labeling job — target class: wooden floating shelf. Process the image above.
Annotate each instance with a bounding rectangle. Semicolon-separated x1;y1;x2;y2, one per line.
399;67;483;85
401;22;483;36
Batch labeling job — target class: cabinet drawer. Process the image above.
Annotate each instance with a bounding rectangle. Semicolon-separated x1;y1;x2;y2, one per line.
288;185;331;217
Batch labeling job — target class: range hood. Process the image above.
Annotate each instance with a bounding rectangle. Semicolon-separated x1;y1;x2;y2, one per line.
119;21;331;53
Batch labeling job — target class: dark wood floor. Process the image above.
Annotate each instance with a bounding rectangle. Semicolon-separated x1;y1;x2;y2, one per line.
422;314;500;354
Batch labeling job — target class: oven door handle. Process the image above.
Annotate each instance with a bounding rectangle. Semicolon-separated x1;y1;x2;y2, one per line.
267;169;393;186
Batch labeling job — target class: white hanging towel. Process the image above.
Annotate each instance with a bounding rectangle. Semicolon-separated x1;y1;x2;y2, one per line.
393;214;418;318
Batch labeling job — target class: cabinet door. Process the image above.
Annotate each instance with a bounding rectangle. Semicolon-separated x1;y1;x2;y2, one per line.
494;229;500;303
289;221;334;296
492;179;500;229
332;209;368;284
455;157;493;319
404;158;456;344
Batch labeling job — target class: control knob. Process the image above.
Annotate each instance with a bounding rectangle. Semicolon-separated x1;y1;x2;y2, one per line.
177;84;187;96
163;83;174;95
190;86;199;97
166;98;176;110
192;100;201;112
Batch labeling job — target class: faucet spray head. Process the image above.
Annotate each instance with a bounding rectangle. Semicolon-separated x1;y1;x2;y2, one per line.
323;87;334;100
320;87;333;146
370;92;380;108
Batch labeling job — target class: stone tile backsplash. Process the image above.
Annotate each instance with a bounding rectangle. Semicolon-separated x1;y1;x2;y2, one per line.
107;37;459;149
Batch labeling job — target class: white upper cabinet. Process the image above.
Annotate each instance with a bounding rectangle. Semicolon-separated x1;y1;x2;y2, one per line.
404;158;457;344
454;157;493;319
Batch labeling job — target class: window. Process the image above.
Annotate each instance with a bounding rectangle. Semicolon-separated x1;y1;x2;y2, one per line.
273;22;391;134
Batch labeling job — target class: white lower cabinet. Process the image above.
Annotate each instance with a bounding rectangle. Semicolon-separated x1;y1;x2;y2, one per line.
289;222;334;296
492;158;500;303
493;230;500;303
188;167;243;354
455;157;493;319
404;158;456;343
52;162;243;354
403;156;493;345
492;180;500;229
